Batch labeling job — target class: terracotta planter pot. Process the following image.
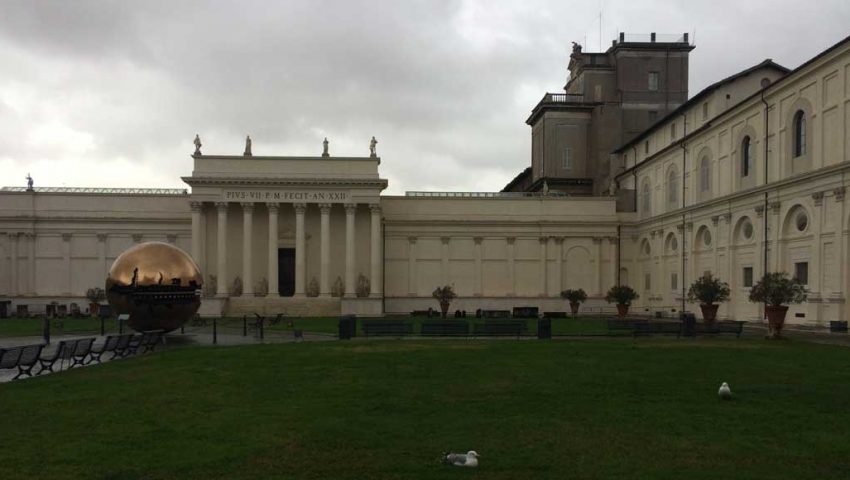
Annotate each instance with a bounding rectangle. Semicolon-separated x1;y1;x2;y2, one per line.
616;304;629;317
439;301;450;319
89;302;100;317
700;304;719;324
569;302;580;315
765;305;789;338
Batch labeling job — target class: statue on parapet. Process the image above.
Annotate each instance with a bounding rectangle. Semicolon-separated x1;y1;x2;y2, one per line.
26;173;33;191
322;137;329;157
244;135;252;156
369;136;378;157
193;134;202;156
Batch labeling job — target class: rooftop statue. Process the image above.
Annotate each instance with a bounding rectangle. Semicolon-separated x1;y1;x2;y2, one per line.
193;134;202;155
26;173;33;190
322;137;329;157
370;136;378;157
244;135;252;156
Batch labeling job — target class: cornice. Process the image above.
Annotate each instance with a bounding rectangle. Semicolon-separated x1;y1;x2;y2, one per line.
182;176;388;188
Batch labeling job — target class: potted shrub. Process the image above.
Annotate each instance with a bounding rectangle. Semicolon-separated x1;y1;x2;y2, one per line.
560;288;587;315
749;272;807;338
604;285;639;317
686;273;731;324
85;287;106;317
432;285;457;319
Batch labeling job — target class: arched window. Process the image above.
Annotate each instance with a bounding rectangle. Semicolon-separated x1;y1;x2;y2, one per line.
642;181;651;215
699;157;710;193
741;136;752;177
793;110;806;157
667;168;678;208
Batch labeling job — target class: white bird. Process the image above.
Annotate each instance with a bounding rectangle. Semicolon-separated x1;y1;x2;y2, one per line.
718;382;732;400
443;450;479;467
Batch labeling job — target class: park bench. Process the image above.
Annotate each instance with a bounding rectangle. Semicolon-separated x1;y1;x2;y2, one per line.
420;320;469;336
633;321;683;337
512;306;539;318
129;330;164;355
38;339;88;374
473;320;526;337
481;310;511;319
1;344;45;379
113;333;136;358
362;320;413;337
410;310;436;317
695;321;745;338
69;338;95;368
88;334;134;364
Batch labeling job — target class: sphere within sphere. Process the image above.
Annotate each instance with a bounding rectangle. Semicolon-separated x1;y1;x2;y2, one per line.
105;241;203;333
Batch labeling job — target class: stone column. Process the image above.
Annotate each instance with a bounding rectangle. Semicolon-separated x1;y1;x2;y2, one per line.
369;204;382;298
27;233;35;295
755;205;766;278
593;237;604;295
555;237;564;293
319;203;332;297
608;237;617;290
723;213;734;318
769;202;781;272
344;204;356;298
507;237;515;296
473;237;483;296
538;237;547;297
267;203;279;297
62;233;72;295
241;203;254;296
190;201;203;267
294;203;307;297
811;193;824;299
9;233;18;295
97;234;107;276
441;237;450;285
408;237;417;296
215;202;228;297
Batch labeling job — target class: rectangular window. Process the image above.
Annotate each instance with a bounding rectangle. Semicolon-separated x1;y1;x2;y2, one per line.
562;147;573;171
794;262;809;285
648;72;659;91
702;102;709;120
645;273;651;291
670;122;677;140
594;85;602;102
743;267;753;288
671;273;678;291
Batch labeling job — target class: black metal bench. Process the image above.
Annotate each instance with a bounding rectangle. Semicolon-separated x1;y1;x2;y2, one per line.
38;339;83;374
88;334;134;364
114;333;136;358
473;320;526;337
512;306;539;318
695;321;745;338
69;338;95;368
129;330;164;354
633;321;683;337
1;344;45;380
362;320;413;337
420;321;469;336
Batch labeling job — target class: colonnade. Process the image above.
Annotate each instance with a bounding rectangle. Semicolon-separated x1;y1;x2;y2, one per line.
190;201;383;299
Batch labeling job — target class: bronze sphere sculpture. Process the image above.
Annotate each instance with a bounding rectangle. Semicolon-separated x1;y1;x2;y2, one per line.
105;241;202;333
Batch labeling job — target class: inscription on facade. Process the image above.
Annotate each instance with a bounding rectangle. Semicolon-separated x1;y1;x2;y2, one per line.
222;190;350;203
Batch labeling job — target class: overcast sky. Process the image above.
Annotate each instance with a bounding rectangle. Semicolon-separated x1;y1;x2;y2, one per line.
1;1;848;194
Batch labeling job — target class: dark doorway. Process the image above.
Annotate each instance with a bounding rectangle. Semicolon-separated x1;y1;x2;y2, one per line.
278;248;295;296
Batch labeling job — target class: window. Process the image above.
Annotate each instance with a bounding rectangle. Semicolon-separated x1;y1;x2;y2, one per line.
562;147;573;171
648;72;659;91
594;85;602;101
671;273;678;291
667;169;678;207
702;230;712;247
793;110;807;157
743;267;754;288
641;181;651;215
742;136;752;177
794;262;809;285
743;221;754;240
795;212;808;232
645;273;651;291
702;102;709;120
699;157;710;193
670;122;677;140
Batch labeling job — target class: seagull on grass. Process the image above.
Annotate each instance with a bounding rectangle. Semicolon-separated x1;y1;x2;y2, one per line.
443;451;479;467
718;382;732;400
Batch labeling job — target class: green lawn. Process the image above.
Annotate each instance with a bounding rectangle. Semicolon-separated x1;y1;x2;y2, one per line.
2;338;850;479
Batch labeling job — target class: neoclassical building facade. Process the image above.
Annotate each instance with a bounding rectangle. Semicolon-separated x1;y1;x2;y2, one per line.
1;33;849;323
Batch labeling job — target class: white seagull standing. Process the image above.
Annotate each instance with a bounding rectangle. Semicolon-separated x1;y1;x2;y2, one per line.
718;382;732;400
443;451;480;467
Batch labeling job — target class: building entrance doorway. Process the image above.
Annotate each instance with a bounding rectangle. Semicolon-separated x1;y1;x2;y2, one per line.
278;248;295;296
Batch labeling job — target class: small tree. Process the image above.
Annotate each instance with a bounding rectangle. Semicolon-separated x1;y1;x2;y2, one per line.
687;273;731;324
432;285;457;319
604;285;639;317
86;287;106;317
749;272;807;338
560;288;587;314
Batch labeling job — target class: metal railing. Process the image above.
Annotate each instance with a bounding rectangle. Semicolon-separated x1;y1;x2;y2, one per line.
0;186;189;195
617;33;688;44
541;93;585;103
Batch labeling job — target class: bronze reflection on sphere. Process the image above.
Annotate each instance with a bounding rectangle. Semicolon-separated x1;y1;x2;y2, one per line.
105;241;202;333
